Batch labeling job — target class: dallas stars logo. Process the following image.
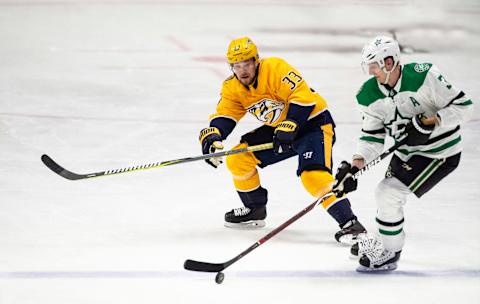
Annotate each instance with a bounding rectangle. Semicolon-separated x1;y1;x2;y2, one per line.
374;39;382;46
384;107;411;140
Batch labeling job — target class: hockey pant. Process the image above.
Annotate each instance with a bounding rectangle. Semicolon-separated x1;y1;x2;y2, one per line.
376;153;461;252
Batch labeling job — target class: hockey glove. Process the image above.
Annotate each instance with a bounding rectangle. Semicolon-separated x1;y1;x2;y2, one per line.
404;114;434;146
199;127;224;168
332;161;359;197
273;120;298;155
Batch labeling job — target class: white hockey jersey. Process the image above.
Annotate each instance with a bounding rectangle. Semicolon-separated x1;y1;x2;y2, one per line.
355;63;474;162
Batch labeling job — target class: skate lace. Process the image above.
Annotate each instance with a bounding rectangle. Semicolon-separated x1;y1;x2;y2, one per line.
357;234;383;256
233;207;251;217
365;249;395;265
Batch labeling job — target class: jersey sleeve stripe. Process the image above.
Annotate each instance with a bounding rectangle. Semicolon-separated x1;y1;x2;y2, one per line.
209;115;238;123
360;136;385;144
362;128;386;135
398;136;461;155
453;99;473;106
426;125;460;145
446;91;465;106
289;100;317;107
209;116;237;140
423;136;461;153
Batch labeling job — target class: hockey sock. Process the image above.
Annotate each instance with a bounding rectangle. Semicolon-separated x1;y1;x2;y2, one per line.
324;197;356;227
237;186;268;209
377;217;405;252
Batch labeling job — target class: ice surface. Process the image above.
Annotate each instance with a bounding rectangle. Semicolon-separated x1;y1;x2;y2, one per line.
0;0;479;303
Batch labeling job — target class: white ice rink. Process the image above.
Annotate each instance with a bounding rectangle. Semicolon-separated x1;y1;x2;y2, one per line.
1;0;479;303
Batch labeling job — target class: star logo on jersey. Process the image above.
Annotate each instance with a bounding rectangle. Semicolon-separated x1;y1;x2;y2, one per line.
374;38;382;46
247;99;285;124
384;107;411;141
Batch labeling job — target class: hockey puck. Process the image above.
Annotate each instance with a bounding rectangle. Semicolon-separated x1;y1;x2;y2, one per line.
215;272;224;284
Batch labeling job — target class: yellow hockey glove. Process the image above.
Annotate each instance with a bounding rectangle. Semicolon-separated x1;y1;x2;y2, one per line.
199;127;224;168
273;120;298;154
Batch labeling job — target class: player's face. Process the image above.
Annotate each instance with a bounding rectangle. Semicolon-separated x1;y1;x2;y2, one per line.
368;58;397;84
368;62;387;83
231;58;257;85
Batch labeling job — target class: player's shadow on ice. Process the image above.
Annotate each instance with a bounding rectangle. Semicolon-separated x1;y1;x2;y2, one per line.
259;229;340;246
178;227;339;246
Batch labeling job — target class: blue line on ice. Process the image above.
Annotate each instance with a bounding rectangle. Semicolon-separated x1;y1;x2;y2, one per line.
1;270;479;279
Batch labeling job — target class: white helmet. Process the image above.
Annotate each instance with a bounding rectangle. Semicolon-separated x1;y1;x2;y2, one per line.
361;36;400;74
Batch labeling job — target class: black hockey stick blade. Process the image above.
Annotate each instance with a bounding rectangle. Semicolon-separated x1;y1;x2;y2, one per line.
184;259;226;272
41;154;97;180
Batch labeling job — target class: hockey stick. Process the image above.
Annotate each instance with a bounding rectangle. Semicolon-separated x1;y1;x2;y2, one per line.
351;139;405;181
183;140;405;283
184;192;335;283
41;142;273;181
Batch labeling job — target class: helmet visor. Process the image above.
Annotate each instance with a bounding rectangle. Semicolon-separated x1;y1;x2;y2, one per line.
361;61;381;75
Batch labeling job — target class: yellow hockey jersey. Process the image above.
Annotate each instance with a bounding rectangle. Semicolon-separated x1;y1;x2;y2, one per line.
209;57;328;128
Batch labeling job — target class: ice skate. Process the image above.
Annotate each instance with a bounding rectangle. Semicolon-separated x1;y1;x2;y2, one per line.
356;249;401;272
224;206;266;229
350;233;379;259
334;219;367;245
351;242;359;258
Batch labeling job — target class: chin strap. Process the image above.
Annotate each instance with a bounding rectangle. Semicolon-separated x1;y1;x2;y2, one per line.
382;61;400;85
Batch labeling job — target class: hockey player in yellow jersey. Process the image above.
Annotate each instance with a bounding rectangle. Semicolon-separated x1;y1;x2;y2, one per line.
199;37;365;243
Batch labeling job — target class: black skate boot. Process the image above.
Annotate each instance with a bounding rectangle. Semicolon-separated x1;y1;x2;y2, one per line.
224;206;266;229
351;242;359;257
356;250;402;272
334;218;367;244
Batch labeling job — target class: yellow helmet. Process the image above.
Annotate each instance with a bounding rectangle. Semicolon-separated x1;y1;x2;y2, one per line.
226;37;259;64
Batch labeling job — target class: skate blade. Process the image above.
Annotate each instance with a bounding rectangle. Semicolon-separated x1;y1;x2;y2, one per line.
356;262;398;273
224;220;265;229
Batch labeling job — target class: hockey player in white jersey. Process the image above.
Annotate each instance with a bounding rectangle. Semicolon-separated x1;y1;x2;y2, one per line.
333;36;474;272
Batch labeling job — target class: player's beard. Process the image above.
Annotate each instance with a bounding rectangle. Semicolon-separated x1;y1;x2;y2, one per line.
238;73;255;86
